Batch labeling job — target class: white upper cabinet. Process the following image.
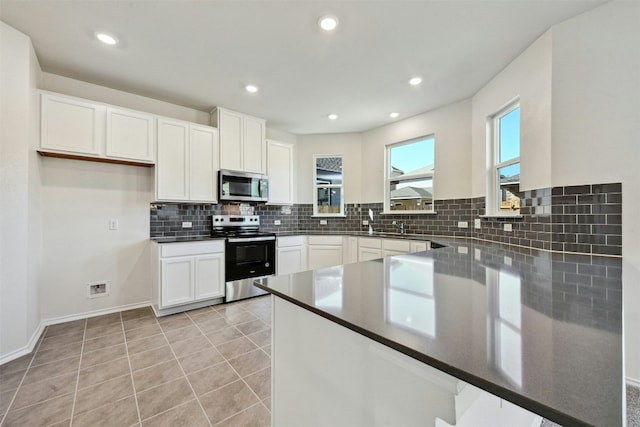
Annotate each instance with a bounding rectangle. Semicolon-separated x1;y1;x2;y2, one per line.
40;91;157;164
189;124;220;202
213;107;266;174
156;118;219;203
267;139;294;205
106;106;155;162
41;92;105;156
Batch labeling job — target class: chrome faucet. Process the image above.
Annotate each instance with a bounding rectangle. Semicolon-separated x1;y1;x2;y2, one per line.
392;220;405;234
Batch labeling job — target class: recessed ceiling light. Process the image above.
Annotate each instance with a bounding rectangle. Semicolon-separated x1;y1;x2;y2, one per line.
409;77;422;86
389;112;399;118
327;114;338;120
95;32;118;45
318;15;339;32
245;85;259;93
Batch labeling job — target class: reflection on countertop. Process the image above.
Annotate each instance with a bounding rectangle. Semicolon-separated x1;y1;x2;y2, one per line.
255;238;623;427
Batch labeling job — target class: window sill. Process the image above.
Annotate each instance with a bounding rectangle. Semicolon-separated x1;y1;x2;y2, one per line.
479;214;523;219
311;214;347;218
381;211;437;215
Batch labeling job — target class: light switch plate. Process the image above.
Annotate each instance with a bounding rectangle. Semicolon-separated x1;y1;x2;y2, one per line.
474;218;482;229
504;223;513;232
320;220;328;225
362;220;369;226
458;221;468;228
182;221;192;228
274;220;281;226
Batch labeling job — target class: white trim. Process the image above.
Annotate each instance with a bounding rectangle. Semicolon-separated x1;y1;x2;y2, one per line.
627;376;640;388
384;135;436;215
487;99;521;216
313;154;345;217
380;211;438;215
0;300;151;366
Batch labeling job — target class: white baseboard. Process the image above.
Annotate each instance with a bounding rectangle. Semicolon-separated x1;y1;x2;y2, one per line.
627;376;640;389
0;300;151;366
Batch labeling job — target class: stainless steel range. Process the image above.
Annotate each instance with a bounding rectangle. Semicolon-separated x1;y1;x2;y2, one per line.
211;215;275;303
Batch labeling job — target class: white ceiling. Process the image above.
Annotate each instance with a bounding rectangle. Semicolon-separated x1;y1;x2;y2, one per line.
0;0;607;135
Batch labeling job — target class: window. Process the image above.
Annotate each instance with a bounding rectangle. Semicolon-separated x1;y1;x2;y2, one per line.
314;155;344;216
489;101;520;215
385;136;435;213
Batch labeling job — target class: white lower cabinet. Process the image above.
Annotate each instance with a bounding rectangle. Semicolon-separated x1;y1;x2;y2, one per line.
152;240;225;315
307;236;344;270
358;238;382;261
277;236;306;275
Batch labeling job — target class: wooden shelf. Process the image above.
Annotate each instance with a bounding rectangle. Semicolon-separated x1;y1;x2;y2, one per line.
37;150;154;168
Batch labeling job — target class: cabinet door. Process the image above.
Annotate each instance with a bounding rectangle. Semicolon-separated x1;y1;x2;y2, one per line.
106;107;155;162
359;247;382;262
194;253;225;300
278;246;306;275
218;109;243;171
243;115;266;173
41;93;104;155
161;256;194;307
267;140;294;205
308;245;343;270
410;241;429;253
190;125;219;202
157;119;189;200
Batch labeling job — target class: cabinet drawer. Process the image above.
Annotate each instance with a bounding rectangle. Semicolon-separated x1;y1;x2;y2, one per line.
359;237;382;249
160;240;224;257
278;235;306;248
308;235;343;245
383;239;411;252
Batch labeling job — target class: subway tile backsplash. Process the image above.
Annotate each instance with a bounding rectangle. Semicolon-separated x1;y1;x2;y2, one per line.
150;182;622;256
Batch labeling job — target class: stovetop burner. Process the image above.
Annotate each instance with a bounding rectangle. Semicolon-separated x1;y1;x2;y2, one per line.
210;214;274;239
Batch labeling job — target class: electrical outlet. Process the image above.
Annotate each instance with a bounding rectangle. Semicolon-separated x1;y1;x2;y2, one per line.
109;219;119;230
320;220;328;225
474;249;482;260
504;256;513;266
458;246;468;254
362;220;369;226
457;221;468;228
274;220;281;226
474;218;482;229
182;221;192;228
504;223;513;232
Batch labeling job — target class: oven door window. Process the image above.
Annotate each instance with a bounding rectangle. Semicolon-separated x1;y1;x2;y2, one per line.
235;244;267;266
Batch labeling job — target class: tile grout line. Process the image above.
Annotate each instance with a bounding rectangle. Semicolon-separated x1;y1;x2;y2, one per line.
189;305;270;421
155;313;214;427
120;312;144;427
67;319;88;426
212;401;266;426
0;326;47;426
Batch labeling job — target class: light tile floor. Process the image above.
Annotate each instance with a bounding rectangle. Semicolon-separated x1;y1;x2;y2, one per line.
1;294;639;427
0;296;272;427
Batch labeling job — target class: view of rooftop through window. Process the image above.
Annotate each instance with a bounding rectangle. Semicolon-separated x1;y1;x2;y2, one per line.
388;137;435;212
497;106;520;213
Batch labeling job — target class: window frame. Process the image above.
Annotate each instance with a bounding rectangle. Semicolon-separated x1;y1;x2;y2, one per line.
313;154;345;217
487;100;521;217
384;135;436;214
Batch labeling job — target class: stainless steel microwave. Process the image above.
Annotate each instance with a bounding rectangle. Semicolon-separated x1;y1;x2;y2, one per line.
219;169;269;202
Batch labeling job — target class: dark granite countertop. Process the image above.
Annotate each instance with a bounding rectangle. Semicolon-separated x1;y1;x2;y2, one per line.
255;238;623;427
151;235;226;243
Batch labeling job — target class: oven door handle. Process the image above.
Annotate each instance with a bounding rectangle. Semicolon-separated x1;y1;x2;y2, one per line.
227;236;276;243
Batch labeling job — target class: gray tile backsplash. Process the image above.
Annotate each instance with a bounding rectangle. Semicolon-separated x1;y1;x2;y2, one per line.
150;182;622;256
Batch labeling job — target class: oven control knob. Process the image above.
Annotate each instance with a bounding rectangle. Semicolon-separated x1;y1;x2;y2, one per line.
265;262;270;267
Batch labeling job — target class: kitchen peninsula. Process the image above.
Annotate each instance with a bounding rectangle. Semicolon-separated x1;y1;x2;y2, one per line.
256;238;623;426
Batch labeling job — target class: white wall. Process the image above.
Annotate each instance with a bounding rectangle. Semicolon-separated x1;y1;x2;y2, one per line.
471;31;552;197
296;133;363;204
0;22;41;360
39;159;152;319
361;99;472;203
549;0;640;384
41;73;211;125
